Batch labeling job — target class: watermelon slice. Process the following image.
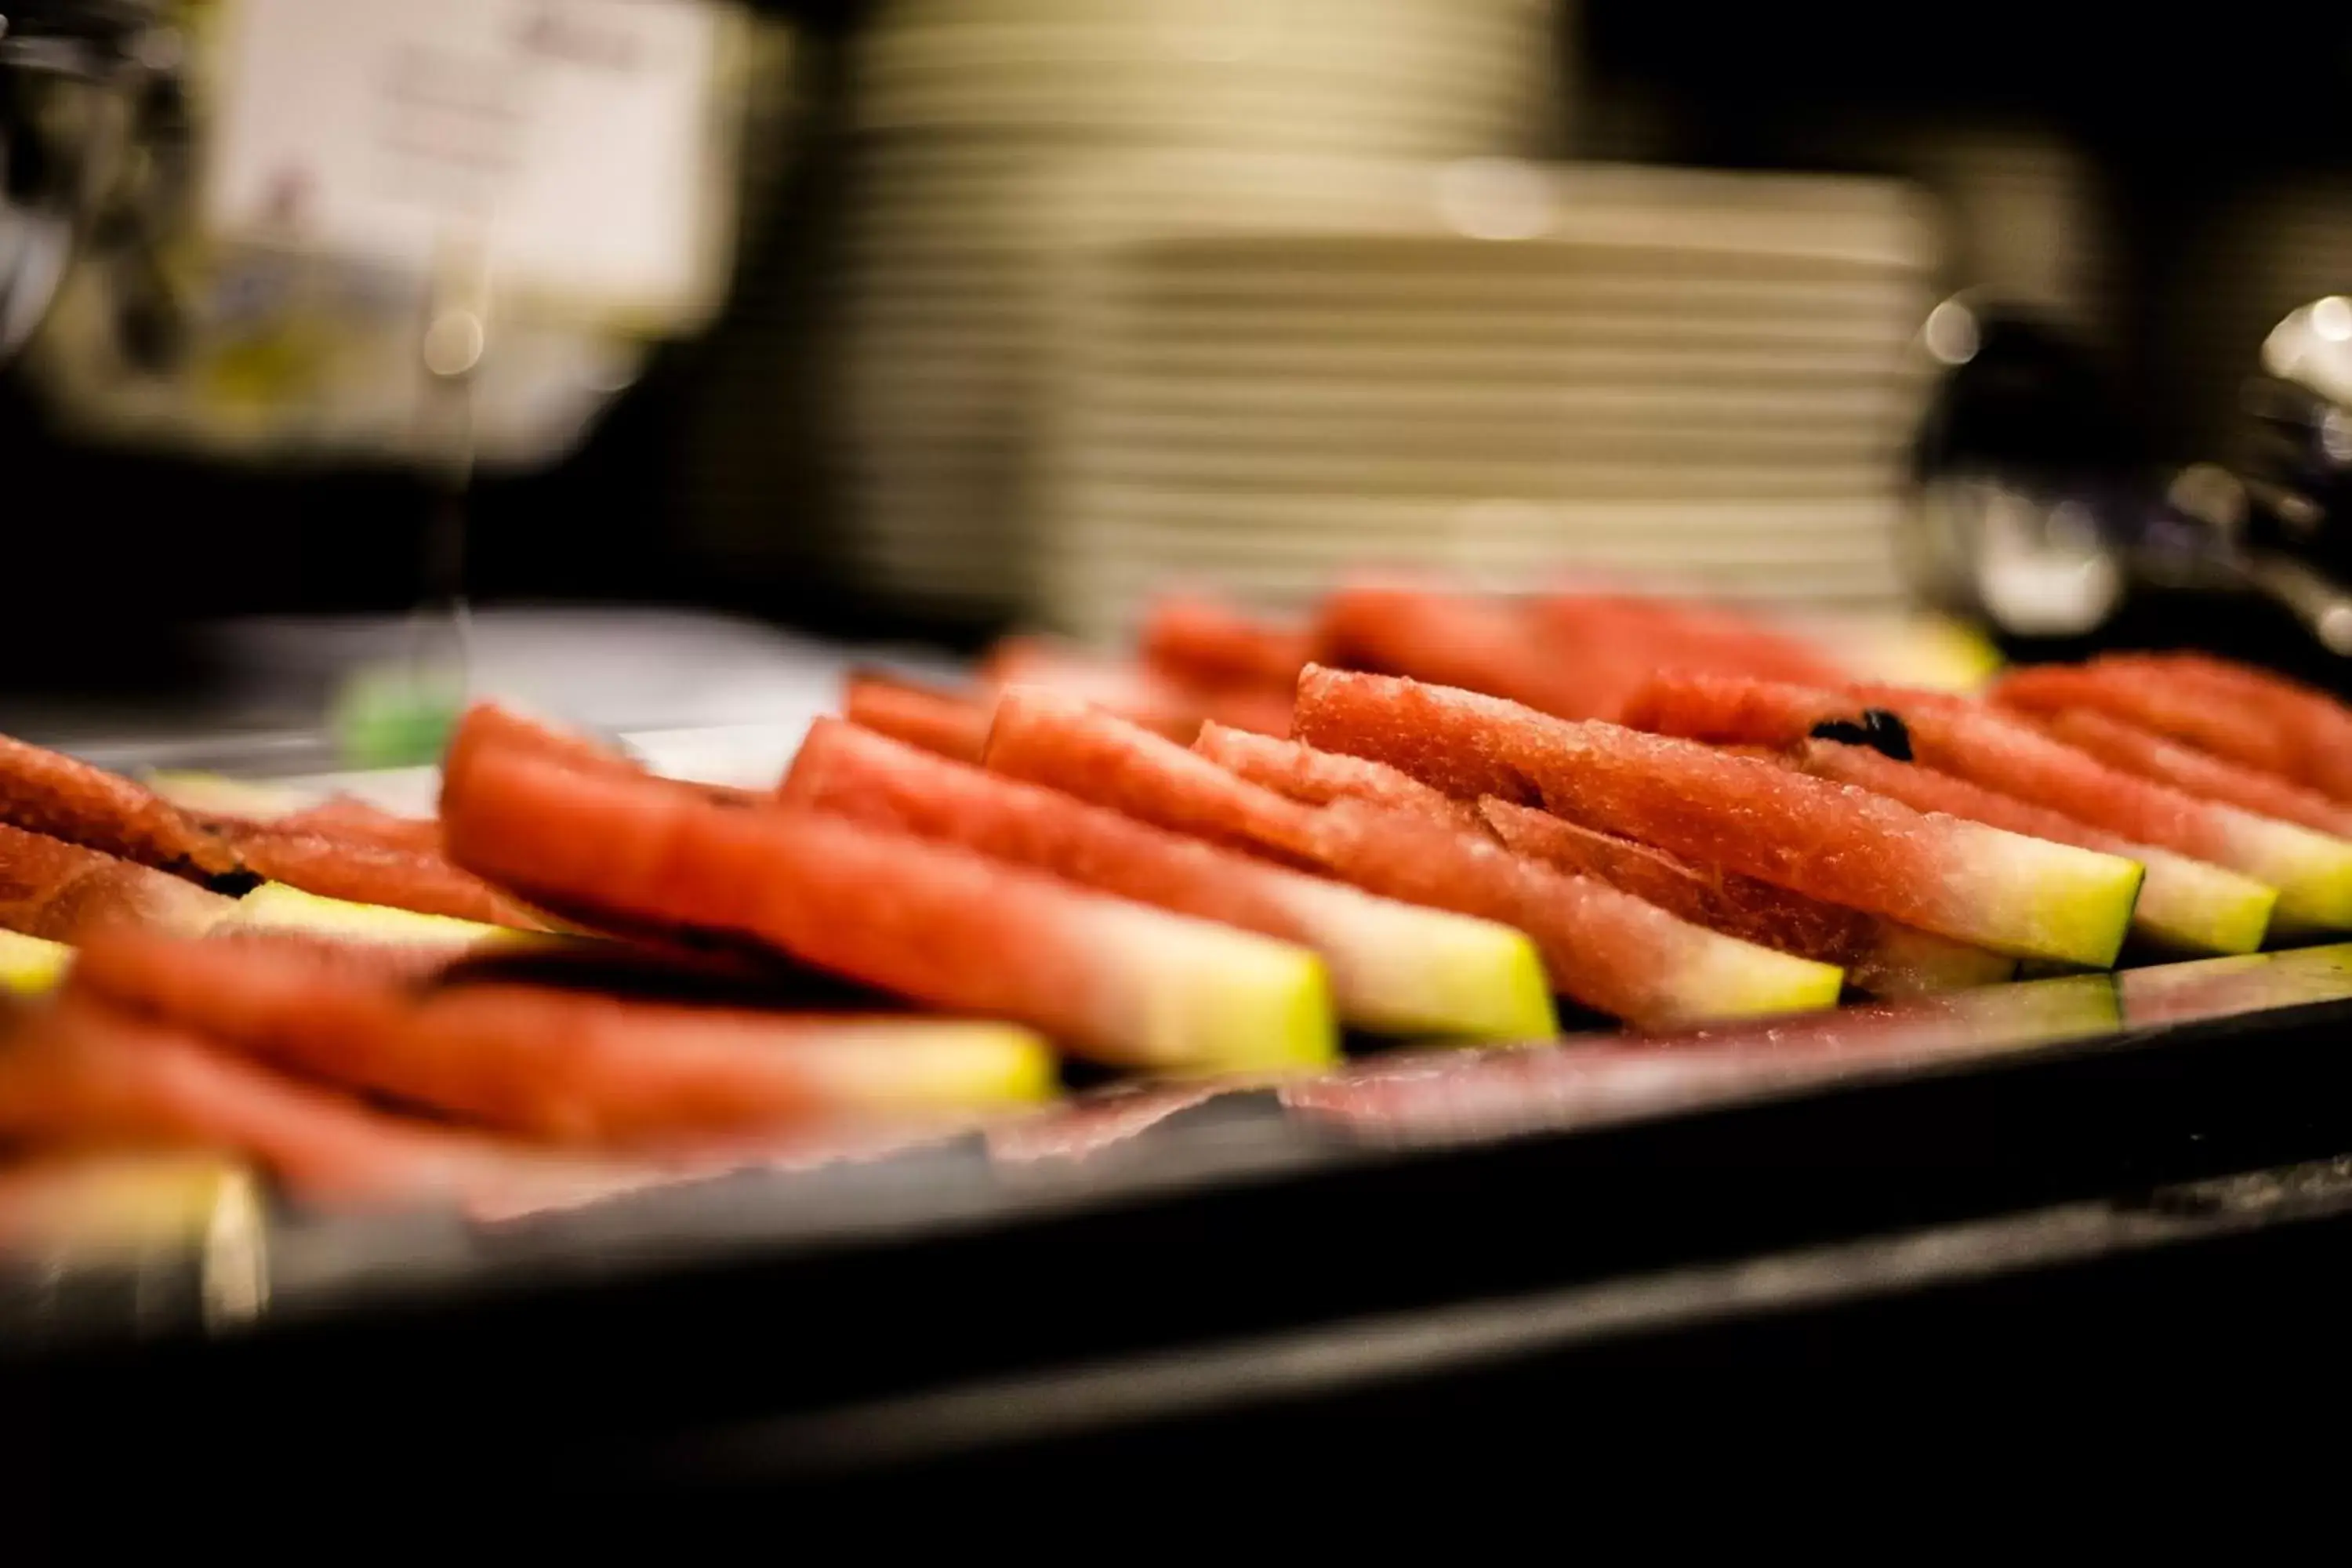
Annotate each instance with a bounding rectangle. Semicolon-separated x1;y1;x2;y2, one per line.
782;717;1555;1041
0;993;662;1213
214;881;552;953
1631;670;2352;934
1;821;236;943
71;931;1058;1144
842;669;995;764
1192;721;1483;832
975;692;1839;1025
1477;797;2016;996
272;795;445;855
981;637;1204;740
1297;665;2143;967
2103;654;2352;804
1295;801;1843;1029
1142;593;1313;691
1312;583;1639;721
224;827;553;930
985;686;1327;862
1788;739;2274;956
1533;593;1847;688
1992;660;2317;793
0;732;248;885
2020;706;2352;838
442;712;1335;1072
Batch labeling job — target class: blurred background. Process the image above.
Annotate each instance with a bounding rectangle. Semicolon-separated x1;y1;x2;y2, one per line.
13;0;2352;747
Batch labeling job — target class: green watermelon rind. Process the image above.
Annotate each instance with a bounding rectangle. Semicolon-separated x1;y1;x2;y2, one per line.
1264;873;1559;1041
1093;899;1340;1075
2207;811;2352;934
0;928;72;995
1932;822;2143;967
1646;933;1847;1025
2128;848;2279;955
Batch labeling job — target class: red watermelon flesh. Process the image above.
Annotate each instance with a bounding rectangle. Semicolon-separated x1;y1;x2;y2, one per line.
1790;739;2274;956
842;669;995;764
1476;797;2015;996
274;796;444;855
1294;800;1842;1029
1141;593;1314;691
68;929;1055;1145
983;686;1326;863
1991;662;2306;786
1534;593;1847;688
1192;721;1483;832
1632;670;2352;932
0;993;660;1213
2077;653;2352;804
2024;706;2352;838
1;822;236;943
787;716;1306;938
1312;583;1642;721
1182;681;1296;739
0;732;247;886
1295;665;2141;967
226;829;552;931
972;688;1817;1029
980;638;1203;741
785;717;1554;1041
441;717;1334;1071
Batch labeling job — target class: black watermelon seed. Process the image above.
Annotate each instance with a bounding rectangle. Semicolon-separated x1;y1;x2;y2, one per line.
1809;708;1913;762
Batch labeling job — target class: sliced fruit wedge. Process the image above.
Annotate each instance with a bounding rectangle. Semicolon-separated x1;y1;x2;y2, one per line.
1140;593;1314;691
2020;706;2352;838
214;881;552;953
225;829;552;930
1313;582;1637;721
0;732;246;884
1993;659;2333;796
1300;801;1845;1029
971;694;1838;1028
1478;797;2016;996
1298;666;2143;968
842;668;995;764
71;930;1058;1143
1790;737;2274;956
985;685;1326;862
1632;670;2349;935
1192;722;1483;831
783;717;1553;1042
1;820;237;943
442;709;1336;1073
0;993;661;1213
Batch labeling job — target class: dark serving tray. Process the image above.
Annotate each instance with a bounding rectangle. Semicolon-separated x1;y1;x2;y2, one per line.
16;943;2352;1519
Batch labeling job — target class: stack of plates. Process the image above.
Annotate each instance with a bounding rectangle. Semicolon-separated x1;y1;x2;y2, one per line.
1029;155;1943;641
834;0;1559;617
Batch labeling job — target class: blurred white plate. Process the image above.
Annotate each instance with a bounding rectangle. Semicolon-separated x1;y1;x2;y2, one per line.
1082;339;1921;385
1073;375;1921;426
1055;448;1904;499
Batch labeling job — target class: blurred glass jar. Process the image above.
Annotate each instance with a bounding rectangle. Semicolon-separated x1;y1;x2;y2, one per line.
3;0;803;471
